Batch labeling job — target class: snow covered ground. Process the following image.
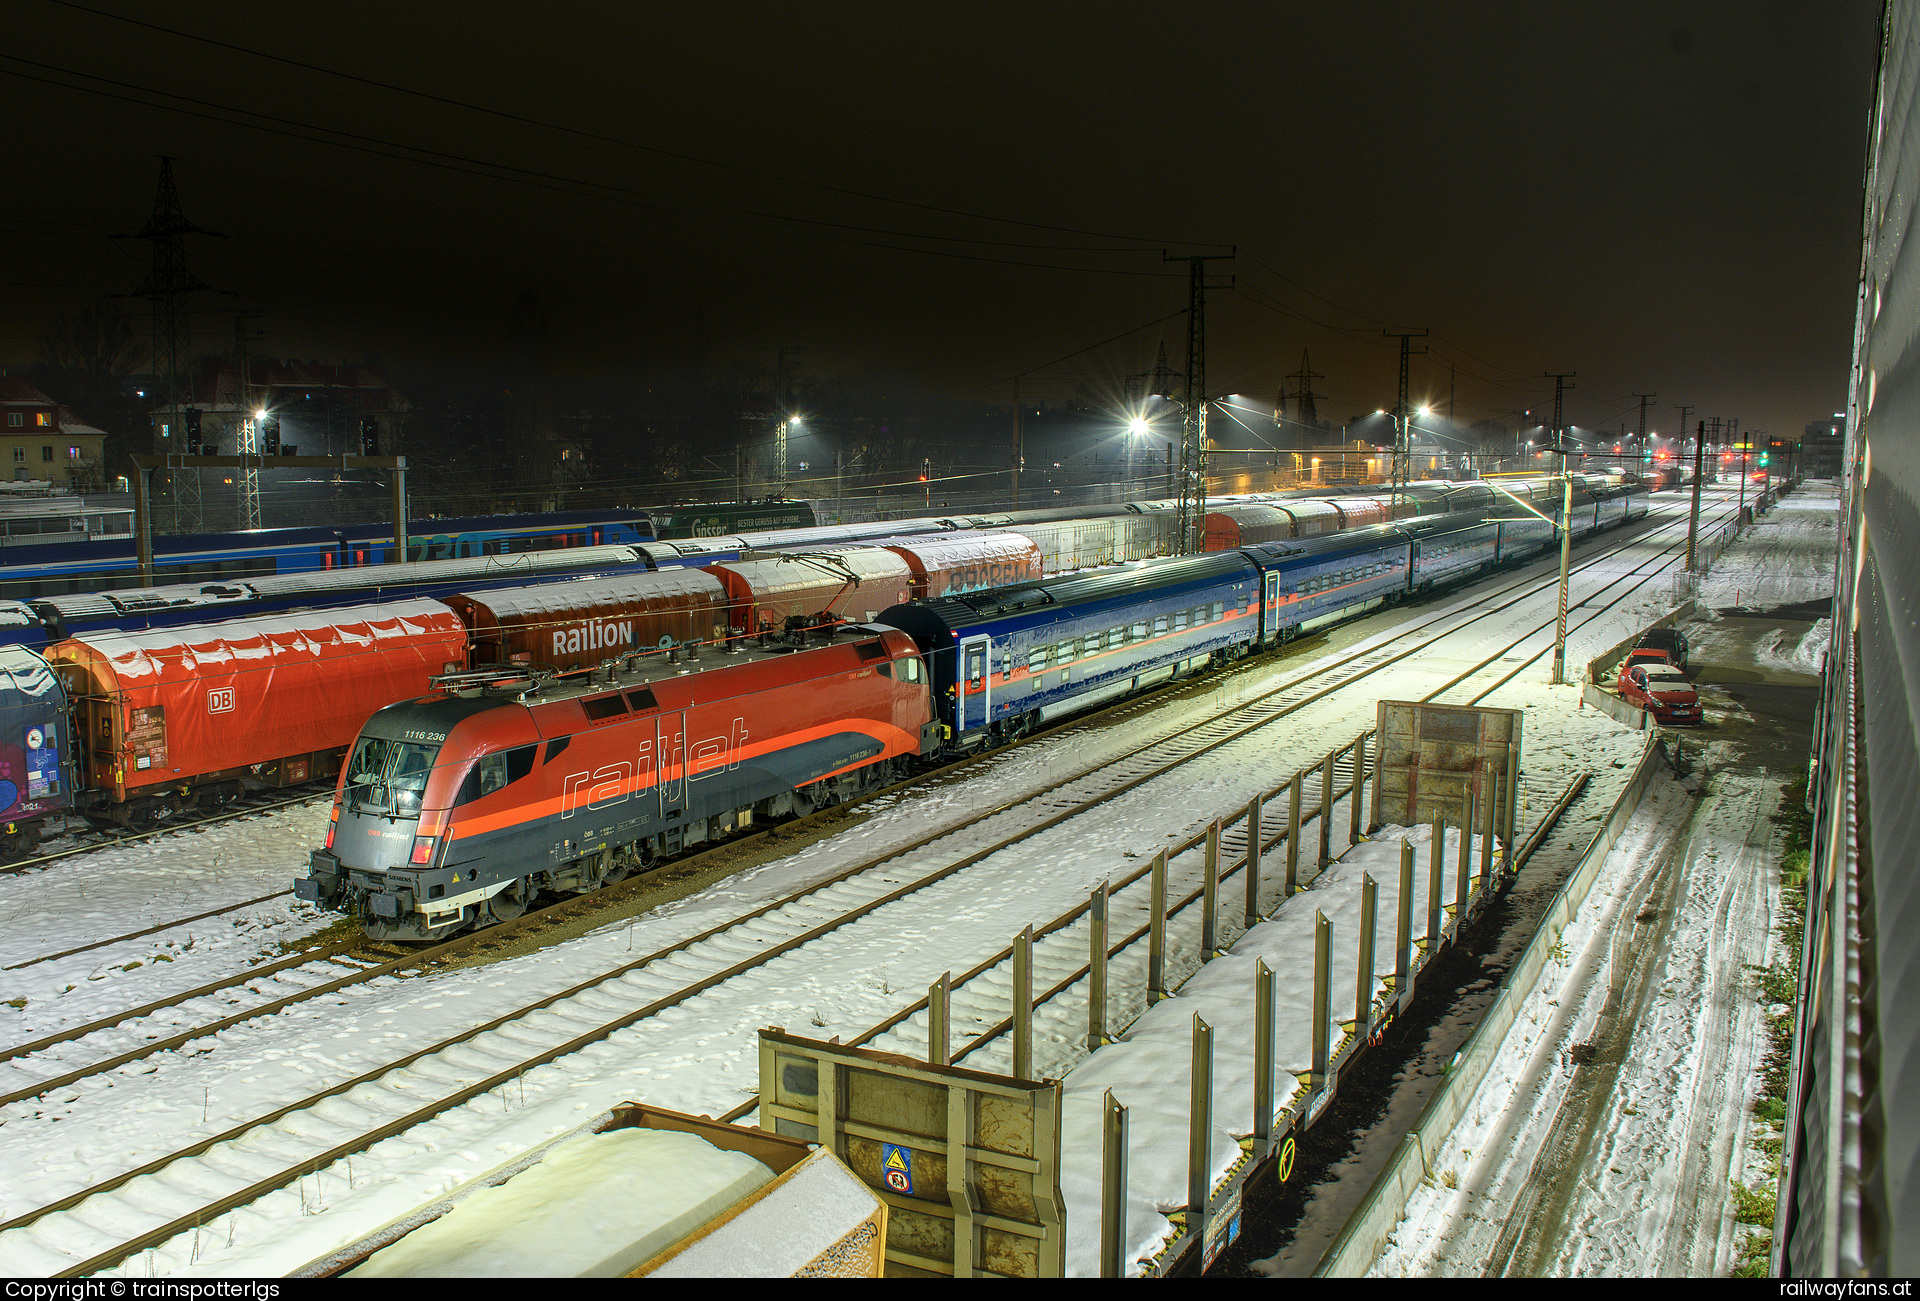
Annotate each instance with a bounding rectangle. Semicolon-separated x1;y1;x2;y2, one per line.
1368;764;1778;1277
1362;482;1833;1278
0;491;1763;1276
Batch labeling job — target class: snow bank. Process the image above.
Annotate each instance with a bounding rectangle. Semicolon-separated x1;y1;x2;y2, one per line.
349;1127;772;1277
644;1147;883;1277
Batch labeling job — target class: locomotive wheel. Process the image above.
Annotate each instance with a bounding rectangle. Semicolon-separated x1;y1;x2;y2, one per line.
485;877;532;923
601;850;632;886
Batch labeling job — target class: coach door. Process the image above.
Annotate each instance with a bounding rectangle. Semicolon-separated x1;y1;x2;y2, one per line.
959;634;991;732
1262;571;1282;642
657;709;687;819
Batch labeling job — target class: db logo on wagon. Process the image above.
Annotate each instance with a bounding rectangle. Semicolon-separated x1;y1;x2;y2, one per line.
208;688;235;714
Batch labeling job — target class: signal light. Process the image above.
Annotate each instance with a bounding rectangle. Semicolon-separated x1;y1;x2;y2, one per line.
361;417;380;456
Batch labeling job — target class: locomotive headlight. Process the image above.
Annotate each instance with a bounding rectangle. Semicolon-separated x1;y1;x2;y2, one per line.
410;835;437;865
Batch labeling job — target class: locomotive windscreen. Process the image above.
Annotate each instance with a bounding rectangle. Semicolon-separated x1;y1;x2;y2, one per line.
345;735;440;815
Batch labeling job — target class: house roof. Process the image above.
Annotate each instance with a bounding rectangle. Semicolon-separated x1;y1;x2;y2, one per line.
0;378;56;407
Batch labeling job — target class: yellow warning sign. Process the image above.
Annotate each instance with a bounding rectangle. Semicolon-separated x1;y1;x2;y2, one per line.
883;1148;908;1171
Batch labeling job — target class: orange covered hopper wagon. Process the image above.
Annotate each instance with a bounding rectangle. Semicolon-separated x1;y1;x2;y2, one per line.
442;569;731;671
704;549;914;636
872;531;1043;599
47;600;470;814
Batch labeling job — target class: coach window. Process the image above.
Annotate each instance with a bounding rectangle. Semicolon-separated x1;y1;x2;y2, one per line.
1056;640;1076;663
1152;615;1168;635
1173;611;1188;632
1213;601;1226;621
1130;621;1147;641
1108;627;1124;649
1029;647;1047;674
1083;634;1100;656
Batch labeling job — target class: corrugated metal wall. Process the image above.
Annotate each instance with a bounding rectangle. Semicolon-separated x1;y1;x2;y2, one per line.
1779;1;1920;1275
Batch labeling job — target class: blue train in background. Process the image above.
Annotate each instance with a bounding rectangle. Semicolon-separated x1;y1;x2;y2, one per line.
0;509;657;605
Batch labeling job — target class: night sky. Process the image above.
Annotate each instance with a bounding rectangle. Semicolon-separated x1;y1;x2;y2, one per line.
1;0;1884;442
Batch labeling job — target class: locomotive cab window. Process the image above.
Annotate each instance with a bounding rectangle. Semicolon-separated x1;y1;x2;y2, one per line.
345;736;439;815
455;744;538;806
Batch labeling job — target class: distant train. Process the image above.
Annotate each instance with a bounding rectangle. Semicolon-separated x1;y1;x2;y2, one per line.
299;492;1648;940
0;509;656;605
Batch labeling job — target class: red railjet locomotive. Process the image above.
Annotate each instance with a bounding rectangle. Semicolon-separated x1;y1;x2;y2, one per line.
297;625;938;941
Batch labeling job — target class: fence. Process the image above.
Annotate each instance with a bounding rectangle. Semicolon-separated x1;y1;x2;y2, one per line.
1316;728;1663;1276
836;725;1530;1275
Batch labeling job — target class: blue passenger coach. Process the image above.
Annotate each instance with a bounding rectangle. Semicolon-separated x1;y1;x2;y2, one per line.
878;551;1261;748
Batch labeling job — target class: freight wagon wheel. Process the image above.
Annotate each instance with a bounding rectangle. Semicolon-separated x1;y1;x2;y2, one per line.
485;877;532;923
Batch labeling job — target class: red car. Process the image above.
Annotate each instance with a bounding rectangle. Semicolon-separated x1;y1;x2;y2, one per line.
1617;661;1702;724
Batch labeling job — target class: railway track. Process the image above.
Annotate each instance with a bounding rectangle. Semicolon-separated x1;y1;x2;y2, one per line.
1;789;332;880
0;496;1727;1274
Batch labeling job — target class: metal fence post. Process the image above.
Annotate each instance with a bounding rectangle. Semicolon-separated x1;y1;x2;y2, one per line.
1482;770;1498;884
1319;751;1335;865
1286;771;1303;897
1455;814;1471;913
1350;730;1368;844
928;970;951;1066
1313;911;1331;1088
1188;1014;1214;1259
1147;852;1169;1003
1356;872;1377;1035
1427;832;1443;948
1243;796;1263;928
1088;881;1110;1049
1202;820;1221;956
1396;840;1414;1011
1254;958;1275;1146
1013;925;1033;1080
1365;727;1381;835
1101;1089;1128;1278
1504;748;1519;847
1461;774;1476;891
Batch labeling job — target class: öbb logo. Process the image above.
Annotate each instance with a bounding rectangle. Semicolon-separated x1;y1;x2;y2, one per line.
207;687;235;714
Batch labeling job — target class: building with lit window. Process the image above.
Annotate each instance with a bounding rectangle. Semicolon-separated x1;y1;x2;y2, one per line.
0;377;108;490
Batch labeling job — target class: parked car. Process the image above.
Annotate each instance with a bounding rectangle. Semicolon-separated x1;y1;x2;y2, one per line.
1618;661;1702;724
1626;627;1690;670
